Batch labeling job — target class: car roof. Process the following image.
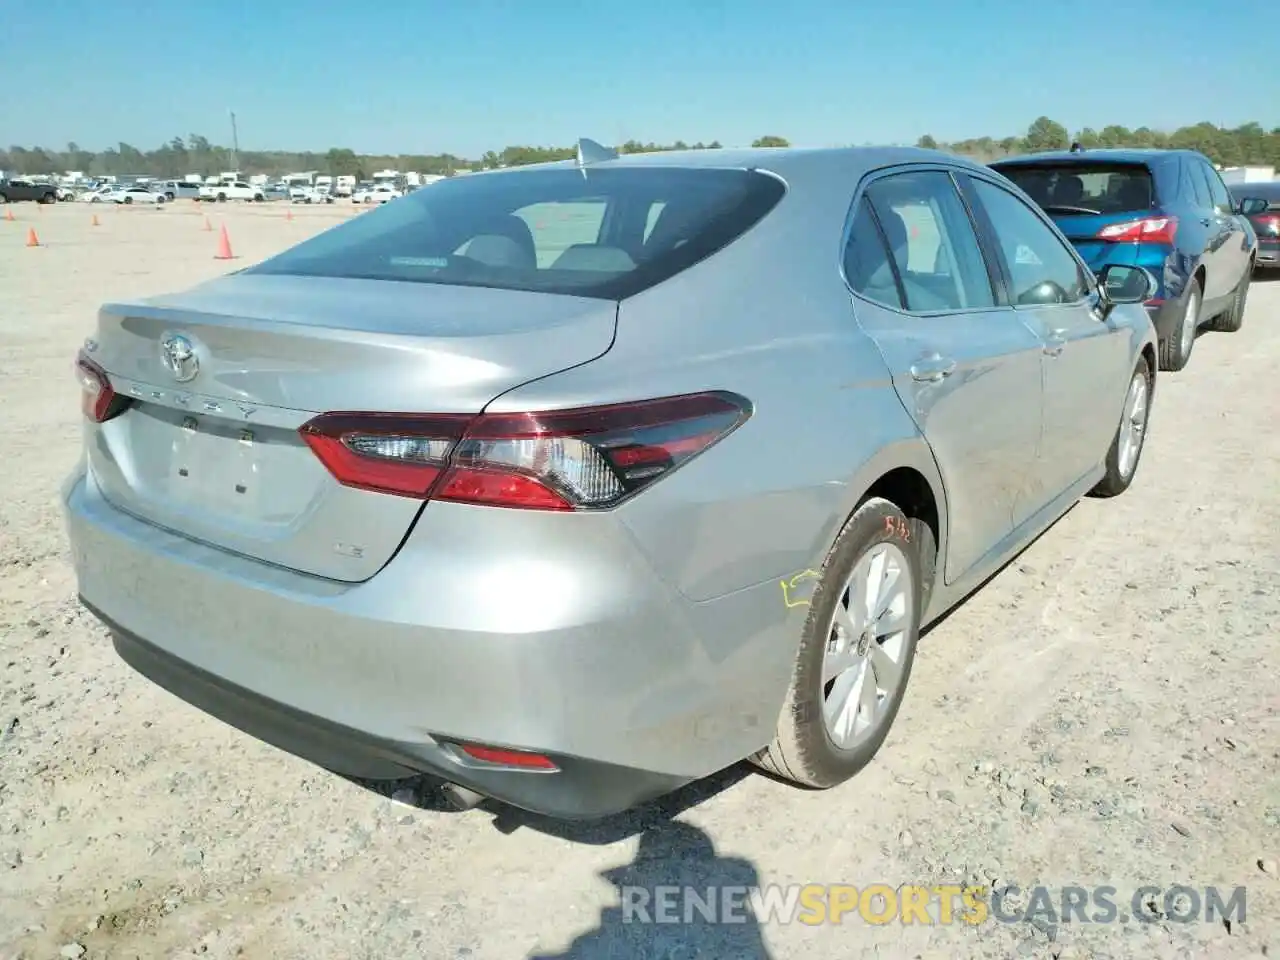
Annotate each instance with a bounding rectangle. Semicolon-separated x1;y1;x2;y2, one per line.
479;145;993;181
1228;180;1280;199
990;148;1194;168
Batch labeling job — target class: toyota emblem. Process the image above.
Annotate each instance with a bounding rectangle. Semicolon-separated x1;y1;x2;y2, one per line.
160;334;199;382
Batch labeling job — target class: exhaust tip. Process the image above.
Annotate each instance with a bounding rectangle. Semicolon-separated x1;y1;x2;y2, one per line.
440;782;486;812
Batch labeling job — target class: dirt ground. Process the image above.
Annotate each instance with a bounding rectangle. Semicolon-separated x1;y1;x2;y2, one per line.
0;200;1276;960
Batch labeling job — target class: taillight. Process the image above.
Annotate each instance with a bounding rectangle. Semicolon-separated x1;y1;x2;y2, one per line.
1251;214;1280;235
75;350;129;423
299;391;751;510
1095;216;1178;245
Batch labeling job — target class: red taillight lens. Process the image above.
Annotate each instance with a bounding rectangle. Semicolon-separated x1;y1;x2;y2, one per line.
1095;216;1178;245
1251;214;1280;235
299;391;751;510
75;351;128;423
299;413;472;498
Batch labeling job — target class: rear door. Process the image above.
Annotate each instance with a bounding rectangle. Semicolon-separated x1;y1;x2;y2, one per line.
844;168;1045;584
961;173;1130;497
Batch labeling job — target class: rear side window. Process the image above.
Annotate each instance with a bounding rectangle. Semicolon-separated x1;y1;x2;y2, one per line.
1200;163;1234;215
248;167;786;299
843;197;902;309
1184;161;1211;208
994;163;1155;216
851;170;995;312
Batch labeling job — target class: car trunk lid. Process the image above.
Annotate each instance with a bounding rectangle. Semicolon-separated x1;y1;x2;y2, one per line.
84;273;617;581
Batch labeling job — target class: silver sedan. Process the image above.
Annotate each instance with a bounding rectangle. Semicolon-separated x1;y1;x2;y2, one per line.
64;143;1158;819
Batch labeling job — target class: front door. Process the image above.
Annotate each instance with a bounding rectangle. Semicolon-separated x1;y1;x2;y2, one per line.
844;169;1045;584
962;174;1131;493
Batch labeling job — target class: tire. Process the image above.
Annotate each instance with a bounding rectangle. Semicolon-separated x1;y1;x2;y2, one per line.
1089;353;1154;499
217;193;227;203
40;193;55;204
752;497;934;789
124;196;133;205
1207;268;1250;333
1158;276;1200;372
0;194;7;204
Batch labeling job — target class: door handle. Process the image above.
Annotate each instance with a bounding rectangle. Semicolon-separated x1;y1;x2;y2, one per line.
910;354;957;382
1043;327;1068;357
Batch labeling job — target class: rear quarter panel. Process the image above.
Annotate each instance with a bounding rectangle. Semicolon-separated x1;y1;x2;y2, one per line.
485;167;944;605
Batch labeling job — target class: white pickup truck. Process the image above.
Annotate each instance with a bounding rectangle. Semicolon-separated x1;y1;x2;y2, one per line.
198;180;266;202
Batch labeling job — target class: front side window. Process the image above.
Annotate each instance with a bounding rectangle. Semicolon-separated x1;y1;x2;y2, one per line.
969;178;1089;306
248;167;785;299
857;170;995;312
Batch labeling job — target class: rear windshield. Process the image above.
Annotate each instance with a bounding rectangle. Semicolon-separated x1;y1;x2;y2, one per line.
246;166;786;299
993;163;1155;216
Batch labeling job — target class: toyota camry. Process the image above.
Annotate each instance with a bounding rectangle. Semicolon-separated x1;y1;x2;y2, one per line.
65;141;1159;819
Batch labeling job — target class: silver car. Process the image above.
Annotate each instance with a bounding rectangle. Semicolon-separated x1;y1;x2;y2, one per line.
64;143;1159;819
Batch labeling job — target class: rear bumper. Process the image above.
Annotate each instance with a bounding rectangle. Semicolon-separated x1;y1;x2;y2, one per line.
97;607;686;819
63;468;793;819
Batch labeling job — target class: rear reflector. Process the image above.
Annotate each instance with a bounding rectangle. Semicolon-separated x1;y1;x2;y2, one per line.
75;350;130;423
1095;216;1178;245
457;744;558;770
300;391;751;510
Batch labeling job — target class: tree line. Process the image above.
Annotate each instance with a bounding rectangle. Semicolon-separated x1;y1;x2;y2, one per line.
2;119;1277;179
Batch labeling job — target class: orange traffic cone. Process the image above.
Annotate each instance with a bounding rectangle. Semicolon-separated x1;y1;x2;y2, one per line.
91;214;100;227
4;208;14;222
202;215;212;232
25;227;40;247
214;224;234;260
285;209;293;222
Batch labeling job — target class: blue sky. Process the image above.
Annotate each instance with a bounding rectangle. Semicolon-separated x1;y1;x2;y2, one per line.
1;0;1271;159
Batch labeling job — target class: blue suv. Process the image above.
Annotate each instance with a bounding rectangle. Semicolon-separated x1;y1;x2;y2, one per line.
990;149;1264;371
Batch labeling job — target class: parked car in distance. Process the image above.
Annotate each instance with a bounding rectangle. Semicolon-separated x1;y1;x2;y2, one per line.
97;185;166;205
79;186;118;203
149;180;202;201
65;143;1159;820
289;185;332;204
1227;180;1280;271
262;183;290;201
990;149;1260;372
198;180;266;202
352;183;401;204
0;178;59;204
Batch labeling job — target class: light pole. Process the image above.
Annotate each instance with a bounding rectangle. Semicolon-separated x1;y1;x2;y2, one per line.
229;110;240;172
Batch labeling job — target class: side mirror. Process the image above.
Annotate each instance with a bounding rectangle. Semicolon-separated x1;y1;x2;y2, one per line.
1094;264;1157;310
1237;197;1269;216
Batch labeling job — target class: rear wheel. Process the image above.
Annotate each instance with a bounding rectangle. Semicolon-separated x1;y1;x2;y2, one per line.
1089;353;1153;498
123;196;133;205
1207;269;1250;333
752;497;932;789
1159;278;1200;372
